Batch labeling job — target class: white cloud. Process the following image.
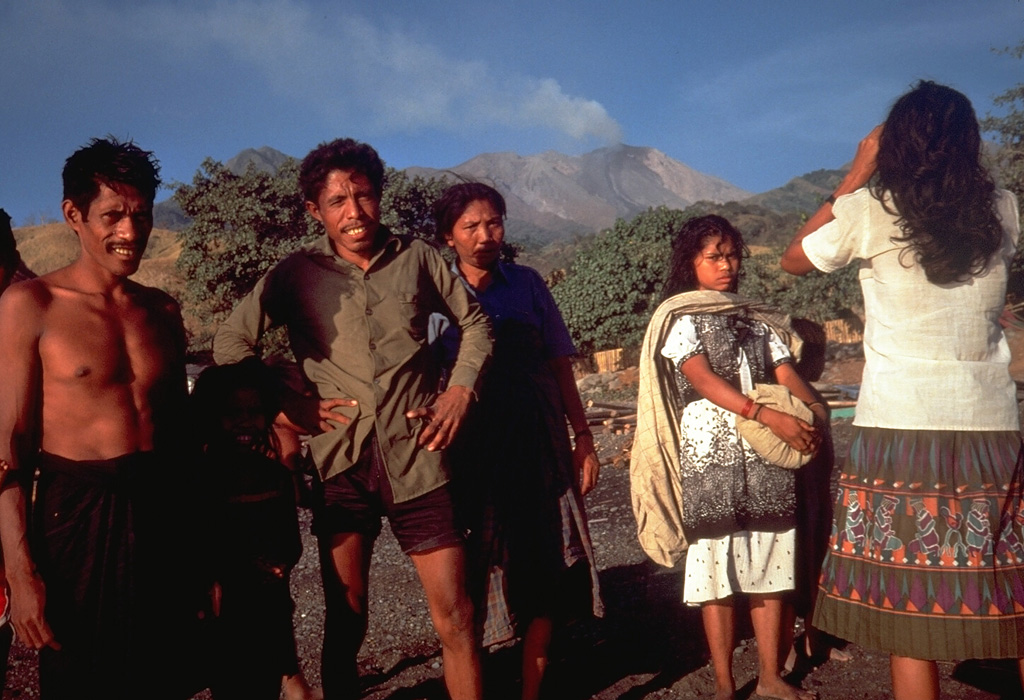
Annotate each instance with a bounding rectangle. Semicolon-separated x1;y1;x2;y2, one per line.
0;0;621;144
129;0;621;143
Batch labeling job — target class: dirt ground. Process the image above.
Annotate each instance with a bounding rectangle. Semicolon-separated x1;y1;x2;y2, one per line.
5;351;1024;699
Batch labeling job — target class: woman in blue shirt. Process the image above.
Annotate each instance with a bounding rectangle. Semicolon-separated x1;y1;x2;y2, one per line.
434;182;602;700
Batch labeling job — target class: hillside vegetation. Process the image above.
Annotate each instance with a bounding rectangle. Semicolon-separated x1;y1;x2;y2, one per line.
12;194;862;362
14;223;183;296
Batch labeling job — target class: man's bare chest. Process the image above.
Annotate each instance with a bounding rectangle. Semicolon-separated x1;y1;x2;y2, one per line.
39;299;176;391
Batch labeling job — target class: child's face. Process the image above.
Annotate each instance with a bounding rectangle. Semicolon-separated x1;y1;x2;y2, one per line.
693;235;741;293
220;388;268;449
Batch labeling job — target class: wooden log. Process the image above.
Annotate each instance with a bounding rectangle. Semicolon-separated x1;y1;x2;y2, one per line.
586;400;637;412
584;409;620;420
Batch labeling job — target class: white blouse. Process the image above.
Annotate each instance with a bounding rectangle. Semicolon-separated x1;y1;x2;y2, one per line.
660;314;791;397
802;188;1020;431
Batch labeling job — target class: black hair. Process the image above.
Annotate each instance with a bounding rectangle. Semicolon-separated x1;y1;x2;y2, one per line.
873;80;1003;284
298;138;385;203
189;358;281;456
62;137;160;218
0;209;15;272
662;214;747;299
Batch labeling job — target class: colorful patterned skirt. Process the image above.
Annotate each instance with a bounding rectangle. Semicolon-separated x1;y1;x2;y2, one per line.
813;427;1024;660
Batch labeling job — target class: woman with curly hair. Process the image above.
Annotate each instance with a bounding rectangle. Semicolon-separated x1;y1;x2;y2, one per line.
781;80;1024;700
634;213;823;700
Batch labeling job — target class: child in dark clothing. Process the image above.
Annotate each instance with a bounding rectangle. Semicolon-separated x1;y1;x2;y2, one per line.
191;359;317;700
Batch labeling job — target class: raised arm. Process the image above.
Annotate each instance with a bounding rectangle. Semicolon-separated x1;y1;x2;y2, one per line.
212;274;338;434
781;125;882;276
0;283;58;650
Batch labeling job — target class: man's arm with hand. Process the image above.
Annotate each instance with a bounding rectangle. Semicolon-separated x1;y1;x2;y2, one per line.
406;385;473;451
0;284;58;650
212;274;275;365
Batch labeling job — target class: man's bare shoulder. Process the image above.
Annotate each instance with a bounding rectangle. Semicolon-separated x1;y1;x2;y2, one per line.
122;278;182;317
0;276;55;316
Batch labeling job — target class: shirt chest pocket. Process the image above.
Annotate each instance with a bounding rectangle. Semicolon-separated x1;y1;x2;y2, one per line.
383;291;428;342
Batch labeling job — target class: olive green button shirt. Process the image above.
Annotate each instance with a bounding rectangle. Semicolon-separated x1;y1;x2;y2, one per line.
213;231;493;502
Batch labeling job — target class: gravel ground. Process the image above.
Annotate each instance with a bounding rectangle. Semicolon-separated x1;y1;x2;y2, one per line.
4;420;1024;699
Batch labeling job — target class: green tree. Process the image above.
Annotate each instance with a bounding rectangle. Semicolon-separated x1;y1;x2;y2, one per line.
551;204;863;357
174;160;447;354
982;41;1024;200
174;158;315;352
552;207;691;355
379;169;448;243
741;248;861;322
981;41;1024;302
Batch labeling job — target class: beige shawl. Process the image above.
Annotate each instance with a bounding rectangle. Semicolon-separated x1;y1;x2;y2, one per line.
629;290;803;567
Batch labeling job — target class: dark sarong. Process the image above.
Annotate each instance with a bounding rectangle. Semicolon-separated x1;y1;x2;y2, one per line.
32;452;208;699
448;320;602;647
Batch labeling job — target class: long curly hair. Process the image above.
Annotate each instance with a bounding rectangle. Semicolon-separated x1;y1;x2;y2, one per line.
662;215;747;299
873;81;1003;285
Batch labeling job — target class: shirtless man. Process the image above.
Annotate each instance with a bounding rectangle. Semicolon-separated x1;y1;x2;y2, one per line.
0;138;193;699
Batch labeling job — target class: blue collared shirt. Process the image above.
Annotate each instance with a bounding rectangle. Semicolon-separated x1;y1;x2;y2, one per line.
430;260;575;362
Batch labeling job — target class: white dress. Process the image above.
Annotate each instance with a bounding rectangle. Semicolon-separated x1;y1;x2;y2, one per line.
661;314;797;604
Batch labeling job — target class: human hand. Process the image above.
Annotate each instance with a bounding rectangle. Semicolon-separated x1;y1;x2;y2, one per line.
255;556;287;579
846;124;882;187
405;385;472;451
759;408;821;455
318;398;357;433
209;582;222;619
573;434;600;495
9;572;60;650
809;402;829;429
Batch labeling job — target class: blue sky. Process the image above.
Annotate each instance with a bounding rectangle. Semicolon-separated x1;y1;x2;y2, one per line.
2;0;1022;225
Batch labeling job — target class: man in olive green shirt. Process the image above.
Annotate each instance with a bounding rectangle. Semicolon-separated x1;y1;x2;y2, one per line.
213;138;491;700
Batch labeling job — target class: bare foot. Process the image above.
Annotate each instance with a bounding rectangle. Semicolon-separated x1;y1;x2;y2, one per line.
828;646;852;663
713;687;735;700
785;634;852;672
784;645;799;674
282;672;323;700
755;675;817;700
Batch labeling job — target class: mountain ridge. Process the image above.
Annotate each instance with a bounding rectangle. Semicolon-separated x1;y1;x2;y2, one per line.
153;144;846;240
406;143;755;240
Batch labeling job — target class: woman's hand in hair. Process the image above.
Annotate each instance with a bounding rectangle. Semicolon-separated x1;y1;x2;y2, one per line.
845;124;883;190
781;123;883;275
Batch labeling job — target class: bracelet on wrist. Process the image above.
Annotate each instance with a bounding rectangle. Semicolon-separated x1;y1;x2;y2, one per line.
750;404;763;422
825;193;837;206
740;398;755;419
574;429;593;440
